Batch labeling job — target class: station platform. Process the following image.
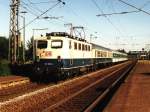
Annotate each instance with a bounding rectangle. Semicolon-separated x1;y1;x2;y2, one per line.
103;60;150;112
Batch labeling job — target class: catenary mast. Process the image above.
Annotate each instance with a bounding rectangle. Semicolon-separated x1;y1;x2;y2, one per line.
9;0;20;64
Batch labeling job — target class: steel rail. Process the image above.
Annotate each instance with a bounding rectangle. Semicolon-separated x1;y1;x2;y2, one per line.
84;62;136;112
43;62;132;111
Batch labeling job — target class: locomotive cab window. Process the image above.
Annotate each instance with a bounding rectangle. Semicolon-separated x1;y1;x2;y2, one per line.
51;40;63;48
37;40;47;49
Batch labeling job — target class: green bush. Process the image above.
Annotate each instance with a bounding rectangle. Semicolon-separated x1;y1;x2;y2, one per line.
0;60;11;76
0;37;9;59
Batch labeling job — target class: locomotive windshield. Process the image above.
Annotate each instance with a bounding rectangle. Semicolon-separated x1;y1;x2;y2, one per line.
37;40;47;49
51;40;63;48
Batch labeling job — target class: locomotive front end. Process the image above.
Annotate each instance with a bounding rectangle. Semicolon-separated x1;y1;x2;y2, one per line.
33;36;64;80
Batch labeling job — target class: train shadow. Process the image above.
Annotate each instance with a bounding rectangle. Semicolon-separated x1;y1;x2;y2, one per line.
141;72;150;76
30;73;61;84
10;63;33;77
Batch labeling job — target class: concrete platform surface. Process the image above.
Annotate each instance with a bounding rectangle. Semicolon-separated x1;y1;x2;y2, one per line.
103;61;150;112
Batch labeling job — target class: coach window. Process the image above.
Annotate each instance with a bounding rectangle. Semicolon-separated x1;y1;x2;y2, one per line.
82;44;84;51
100;51;102;57
98;51;101;57
78;43;81;50
74;42;77;50
97;51;99;57
51;40;63;48
101;51;104;57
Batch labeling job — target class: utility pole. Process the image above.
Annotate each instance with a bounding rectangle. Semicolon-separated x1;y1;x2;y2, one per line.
20;11;27;63
9;0;20;64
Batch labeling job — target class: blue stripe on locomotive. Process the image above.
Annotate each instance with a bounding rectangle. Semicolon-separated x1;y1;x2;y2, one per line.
38;58;112;68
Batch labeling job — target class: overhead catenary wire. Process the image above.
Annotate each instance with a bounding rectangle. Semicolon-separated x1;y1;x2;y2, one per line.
26;0;109;45
22;1;43;14
97;0;150;16
24;0;68;29
20;3;39;17
63;1;110;45
27;0;57;5
96;10;140;16
26;0;66;20
99;0;150;40
19;0;65;31
63;1;101;32
23;0;67;24
140;0;150;9
103;0;134;43
118;0;150;16
63;4;92;37
91;0;124;37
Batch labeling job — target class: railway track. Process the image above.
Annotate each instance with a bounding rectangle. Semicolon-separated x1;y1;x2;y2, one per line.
0;82;46;102
0;61;135;112
84;61;136;112
0;76;29;90
0;62;128;102
0;76;47;102
43;61;135;112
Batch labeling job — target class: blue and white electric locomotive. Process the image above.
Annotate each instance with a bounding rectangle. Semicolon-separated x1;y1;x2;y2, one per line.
34;32;93;77
33;32;127;78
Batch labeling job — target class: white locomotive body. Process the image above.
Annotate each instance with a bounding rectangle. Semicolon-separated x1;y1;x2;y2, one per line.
33;32;128;78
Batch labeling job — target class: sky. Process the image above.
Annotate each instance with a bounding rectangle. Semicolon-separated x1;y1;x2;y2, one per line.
0;0;150;51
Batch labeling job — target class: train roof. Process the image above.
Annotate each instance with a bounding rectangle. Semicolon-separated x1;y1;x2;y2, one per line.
113;50;127;55
46;32;87;42
46;32;69;37
91;43;112;51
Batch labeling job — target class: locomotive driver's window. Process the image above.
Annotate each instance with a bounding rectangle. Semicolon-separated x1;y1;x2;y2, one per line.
37;40;47;49
51;40;63;48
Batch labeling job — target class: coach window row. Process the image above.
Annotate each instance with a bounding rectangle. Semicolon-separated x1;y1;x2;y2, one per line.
96;50;107;57
113;53;126;58
108;52;112;58
73;42;91;51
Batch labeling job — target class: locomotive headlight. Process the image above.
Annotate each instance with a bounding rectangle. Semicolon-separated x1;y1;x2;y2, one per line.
57;56;61;62
57;56;64;67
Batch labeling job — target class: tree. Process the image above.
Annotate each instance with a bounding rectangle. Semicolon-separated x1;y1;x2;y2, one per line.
0;37;10;76
26;37;33;61
0;36;9;59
